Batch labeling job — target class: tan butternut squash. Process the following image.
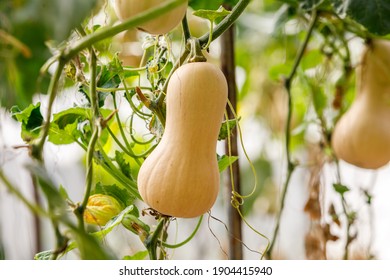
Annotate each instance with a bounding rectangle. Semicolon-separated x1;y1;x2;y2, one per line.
331;39;390;169
137;62;228;218
113;0;188;35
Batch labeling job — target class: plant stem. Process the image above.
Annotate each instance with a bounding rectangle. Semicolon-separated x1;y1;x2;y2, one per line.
266;10;318;260
78;49;99;230
188;38;207;63
33;57;66;161
0;171;47;217
181;14;192;42
199;0;250;48
111;93;143;166
30;174;42;255
145;218;166;260
162;215;203;249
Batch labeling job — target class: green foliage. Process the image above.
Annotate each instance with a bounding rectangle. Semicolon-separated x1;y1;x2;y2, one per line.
218;155;239;172
218;118;240;140
11;103;43;143
333;183;350;196
115;151;134;180
344;0;390;35
193;6;231;22
123;251;149;260
48;107;89;145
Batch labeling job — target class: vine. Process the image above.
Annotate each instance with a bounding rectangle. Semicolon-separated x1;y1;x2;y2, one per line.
1;0;389;261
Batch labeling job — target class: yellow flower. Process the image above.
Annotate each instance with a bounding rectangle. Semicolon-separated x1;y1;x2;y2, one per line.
83;194;122;226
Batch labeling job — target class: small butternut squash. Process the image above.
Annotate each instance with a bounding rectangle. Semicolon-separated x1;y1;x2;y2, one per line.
137;62;228;218
331;39;390;169
113;0;188;35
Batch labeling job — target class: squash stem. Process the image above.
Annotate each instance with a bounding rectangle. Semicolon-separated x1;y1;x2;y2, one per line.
145;218;166;260
188;38;207;63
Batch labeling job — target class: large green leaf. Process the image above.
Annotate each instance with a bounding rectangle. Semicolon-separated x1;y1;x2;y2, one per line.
48;107;113;145
48;107;91;145
344;0;390;35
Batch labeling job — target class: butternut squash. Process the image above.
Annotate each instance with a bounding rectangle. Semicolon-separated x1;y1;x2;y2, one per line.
113;0;188;35
137;62;228;218
331;39;390;169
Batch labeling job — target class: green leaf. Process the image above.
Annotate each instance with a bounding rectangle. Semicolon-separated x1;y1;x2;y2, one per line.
58;185;71;201
92;205;136;240
123;251;148;260
34;250;53;260
218;155;239;172
218;118;240;140
49;120;82;145
193;6;231;22
97;64;122;107
92;182;135;208
189;0;224;10
52;107;92;127
11;103;43;143
115;151;133;180
344;0;390;35
48;107;91;145
333;183;350;196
